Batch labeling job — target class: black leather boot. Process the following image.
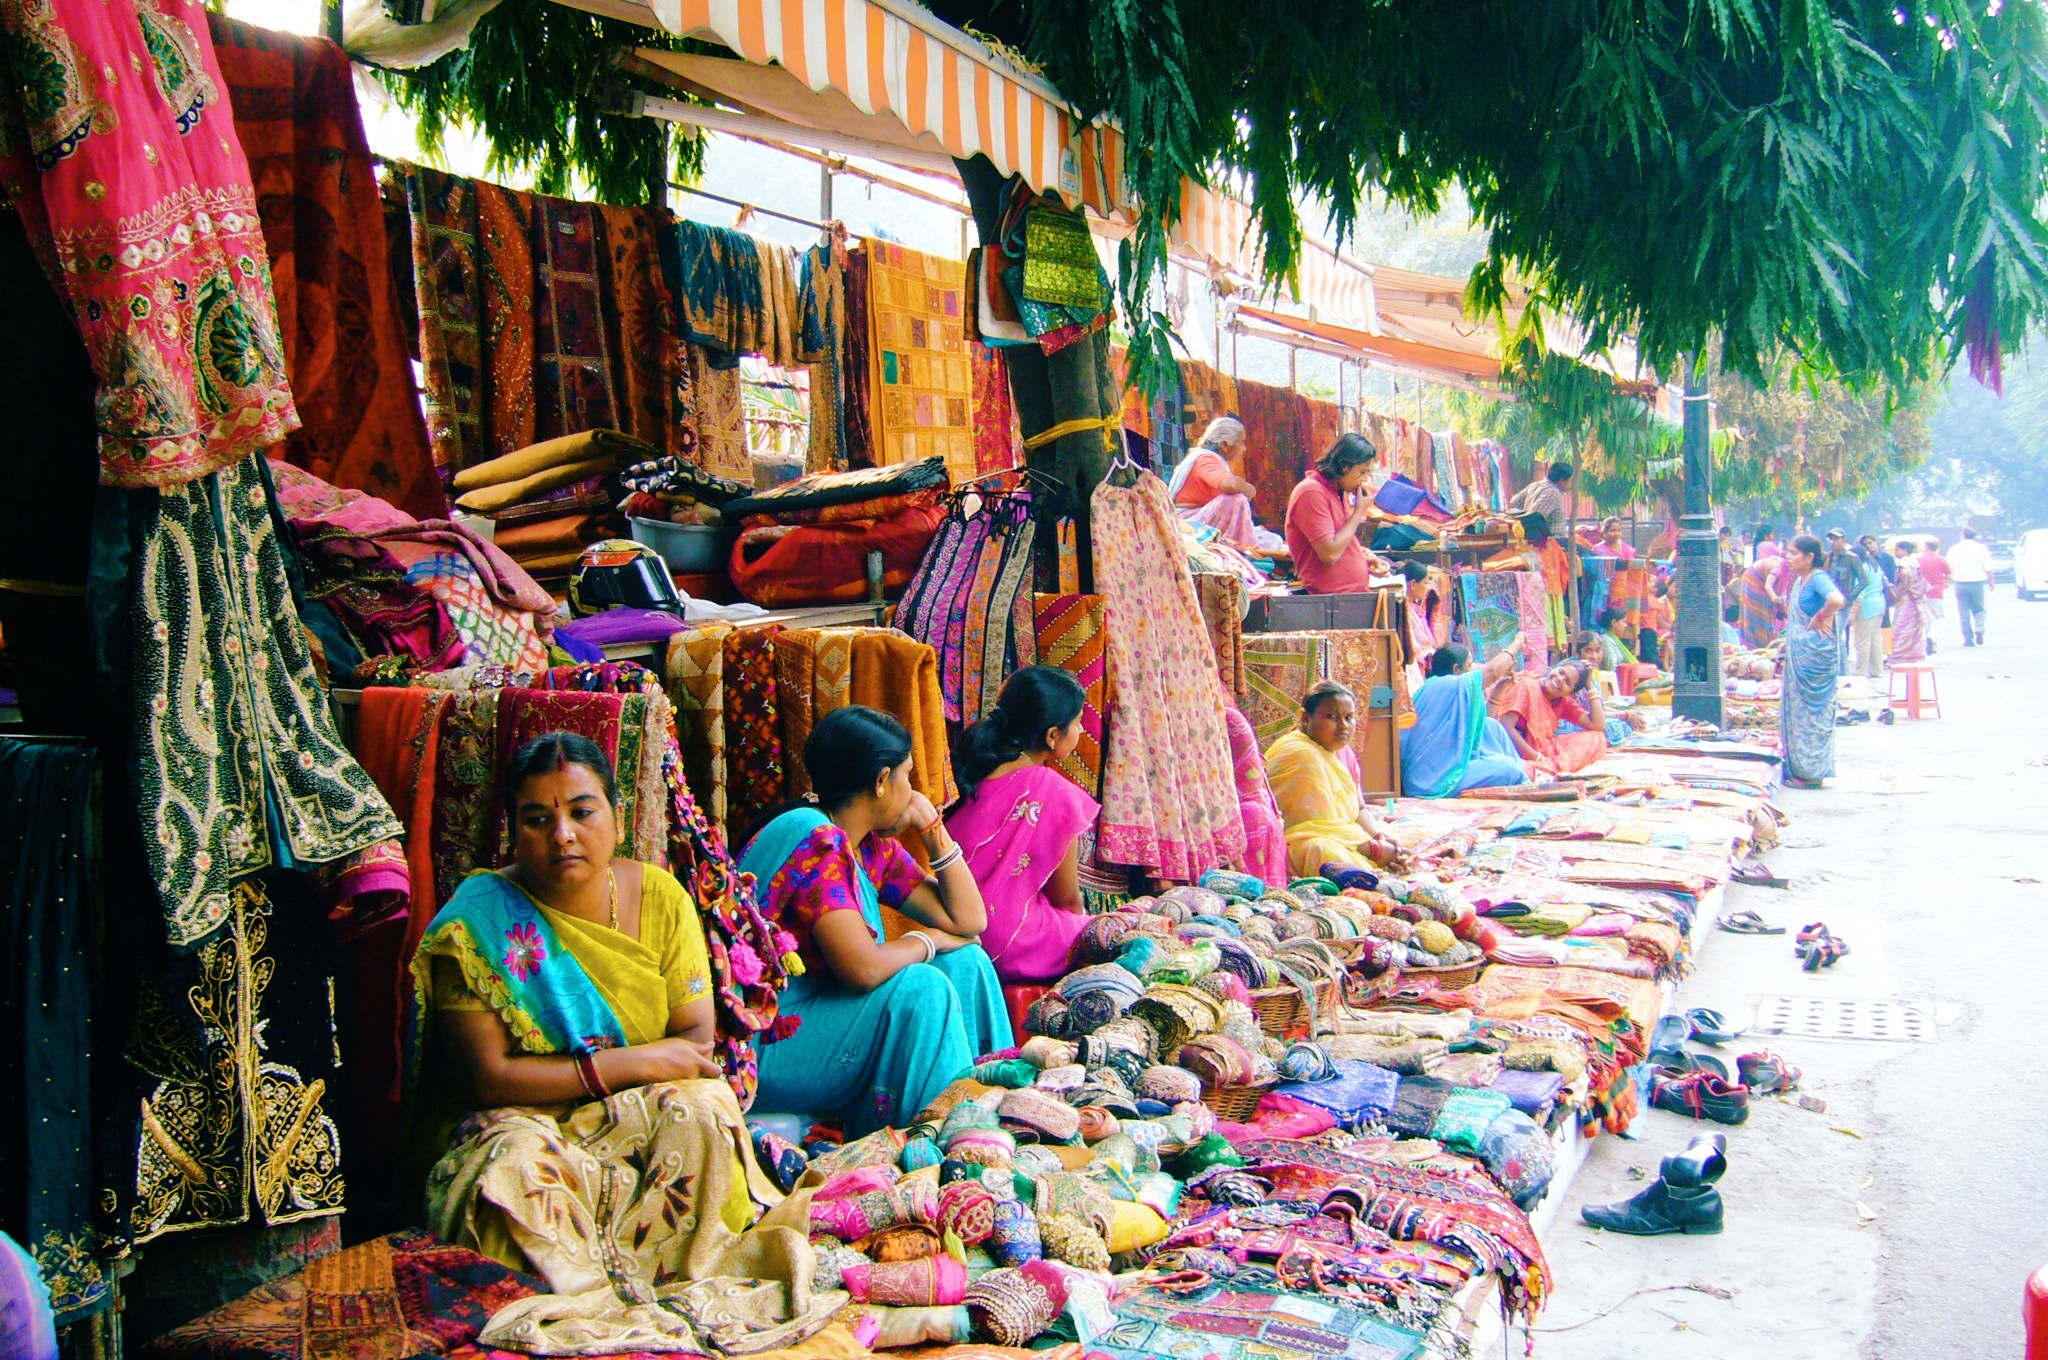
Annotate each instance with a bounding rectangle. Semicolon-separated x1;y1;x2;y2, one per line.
1659;1133;1728;1188
1580;1178;1724;1235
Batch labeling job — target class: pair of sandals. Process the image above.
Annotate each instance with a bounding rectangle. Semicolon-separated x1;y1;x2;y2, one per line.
1650;1008;1745;1058
1796;922;1849;970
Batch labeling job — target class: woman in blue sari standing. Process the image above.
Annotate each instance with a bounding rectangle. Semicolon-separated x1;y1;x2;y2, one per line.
740;706;1011;1134
1781;533;1847;789
1400;641;1530;798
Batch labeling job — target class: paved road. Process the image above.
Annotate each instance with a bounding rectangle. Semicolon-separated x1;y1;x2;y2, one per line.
1514;584;2048;1360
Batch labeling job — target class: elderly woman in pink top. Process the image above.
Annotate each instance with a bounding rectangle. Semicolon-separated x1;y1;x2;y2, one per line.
943;666;1098;985
1284;433;1387;595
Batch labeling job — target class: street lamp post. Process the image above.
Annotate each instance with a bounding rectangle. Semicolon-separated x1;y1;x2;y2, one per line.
1672;356;1725;724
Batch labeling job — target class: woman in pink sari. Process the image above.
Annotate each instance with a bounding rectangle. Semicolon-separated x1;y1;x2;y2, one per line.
944;667;1099;984
1224;700;1291;889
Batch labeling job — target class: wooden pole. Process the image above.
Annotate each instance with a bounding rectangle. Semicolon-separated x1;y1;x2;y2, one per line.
1567;433;1586;637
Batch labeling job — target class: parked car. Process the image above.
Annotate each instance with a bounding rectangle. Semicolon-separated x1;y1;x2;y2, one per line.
1989;538;2018;582
2015;529;2048;600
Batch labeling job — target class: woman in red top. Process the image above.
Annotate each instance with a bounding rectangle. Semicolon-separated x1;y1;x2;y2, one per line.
1284;433;1385;594
1489;660;1610;774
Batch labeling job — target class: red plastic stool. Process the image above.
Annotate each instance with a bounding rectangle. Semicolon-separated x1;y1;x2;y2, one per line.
2026;1262;2048;1359
1887;662;1941;720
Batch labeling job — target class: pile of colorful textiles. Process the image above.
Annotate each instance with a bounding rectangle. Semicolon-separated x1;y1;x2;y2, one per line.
449;430;652;581
271;460;556;677
721;459;951;607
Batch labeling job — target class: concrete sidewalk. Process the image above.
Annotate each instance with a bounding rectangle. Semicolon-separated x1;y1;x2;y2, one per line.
1514;590;2048;1360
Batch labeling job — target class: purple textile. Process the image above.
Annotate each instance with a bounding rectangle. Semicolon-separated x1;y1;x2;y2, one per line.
1487;1067;1566;1114
1273;1059;1400;1128
556;606;692;650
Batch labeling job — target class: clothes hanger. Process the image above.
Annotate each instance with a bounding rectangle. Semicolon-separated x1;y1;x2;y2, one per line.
1104;428;1147;488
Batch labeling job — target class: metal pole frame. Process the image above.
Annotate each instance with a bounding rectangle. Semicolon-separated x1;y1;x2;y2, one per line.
1671;354;1726;724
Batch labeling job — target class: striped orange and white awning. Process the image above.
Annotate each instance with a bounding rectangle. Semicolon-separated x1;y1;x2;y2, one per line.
1173;182;1377;329
644;0;1127;215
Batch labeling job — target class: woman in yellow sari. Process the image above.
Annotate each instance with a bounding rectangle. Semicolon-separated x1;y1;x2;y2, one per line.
1262;682;1400;878
411;733;842;1355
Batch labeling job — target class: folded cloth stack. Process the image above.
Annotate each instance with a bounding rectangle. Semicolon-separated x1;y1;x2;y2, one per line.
453;430;652;578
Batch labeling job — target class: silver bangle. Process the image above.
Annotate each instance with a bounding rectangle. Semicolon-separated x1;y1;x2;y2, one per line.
929;845;963;874
904;930;937;963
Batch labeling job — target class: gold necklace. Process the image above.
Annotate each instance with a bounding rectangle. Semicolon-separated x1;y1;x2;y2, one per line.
607;867;619;932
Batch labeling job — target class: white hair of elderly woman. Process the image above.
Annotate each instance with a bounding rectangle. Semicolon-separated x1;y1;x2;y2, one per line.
1197;416;1246;451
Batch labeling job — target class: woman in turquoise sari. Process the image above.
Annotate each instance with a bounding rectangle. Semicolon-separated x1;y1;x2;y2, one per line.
1400;642;1530;798
740;706;1011;1135
1780;534;1846;789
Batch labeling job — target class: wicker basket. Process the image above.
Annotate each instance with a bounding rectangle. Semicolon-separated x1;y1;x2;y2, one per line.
1399;960;1483;989
1252;978;1348;1037
1199;1080;1274;1122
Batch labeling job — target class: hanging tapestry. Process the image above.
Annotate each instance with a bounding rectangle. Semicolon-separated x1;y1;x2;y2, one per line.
774;628;819;799
1178;359;1239;449
0;0;300;486
401;165;684;474
107;454;403;947
208;16;443;518
1516;572;1551;667
1241;632;1331;747
1032;593;1109;798
841;244;877;467
722;628;784;842
662;219;765;363
848;630;957;807
895;496;994;723
1236;379;1312;525
665;623;735;832
1194;572;1246;701
970;341;1023;479
1090;475;1246;880
0;740;110;1325
687;343;751;481
866;241;974;479
801;238;848;472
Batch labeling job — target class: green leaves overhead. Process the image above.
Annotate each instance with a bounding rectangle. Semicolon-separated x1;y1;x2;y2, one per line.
943;0;2048;391
374;3;702;205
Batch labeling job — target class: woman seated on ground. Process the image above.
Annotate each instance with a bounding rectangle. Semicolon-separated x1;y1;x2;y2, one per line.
1170;416;1264;549
1400;642;1530;798
414;735;822;1340
739;707;1011;1134
1490;659;1613;774
943;666;1097;985
1223;697;1292;890
1263;681;1400;877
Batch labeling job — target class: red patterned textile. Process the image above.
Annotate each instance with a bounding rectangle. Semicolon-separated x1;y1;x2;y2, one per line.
722;627;784;842
208;15;444;518
1235;379;1312;525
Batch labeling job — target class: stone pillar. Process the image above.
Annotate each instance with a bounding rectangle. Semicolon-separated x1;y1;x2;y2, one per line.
1672;359;1725;724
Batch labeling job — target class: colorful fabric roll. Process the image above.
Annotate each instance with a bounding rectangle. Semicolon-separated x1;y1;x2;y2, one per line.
1076;1106;1120;1143
999;1088;1082;1143
899;1136;943;1172
862;1223;943;1262
1199;868;1266;900
842;1254;968;1307
1035;1063;1088;1094
1025;993;1073;1038
988;1195;1043;1266
937;1179;998;1246
964;1267;1059;1347
1038;1213;1110;1271
1177;1033;1261;1088
1431;1087;1515;1155
1106;1200;1171;1253
1019;1035;1079;1069
812;1182;929;1241
970;1058;1042;1089
946;1127;1018;1168
1135;1065;1202;1107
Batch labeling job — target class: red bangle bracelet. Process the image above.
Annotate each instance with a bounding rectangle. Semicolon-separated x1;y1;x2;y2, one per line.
574;1049;611;1101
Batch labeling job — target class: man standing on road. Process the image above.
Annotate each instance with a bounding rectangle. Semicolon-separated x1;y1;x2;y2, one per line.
1916;540;1950;653
1947;528;1993;646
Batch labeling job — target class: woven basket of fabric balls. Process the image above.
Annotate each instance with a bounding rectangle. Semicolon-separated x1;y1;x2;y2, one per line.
1197;1079;1273;1122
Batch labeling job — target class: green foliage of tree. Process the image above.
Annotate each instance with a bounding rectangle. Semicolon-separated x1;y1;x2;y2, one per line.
374;4;703;204
1712;364;1933;522
941;0;2048;396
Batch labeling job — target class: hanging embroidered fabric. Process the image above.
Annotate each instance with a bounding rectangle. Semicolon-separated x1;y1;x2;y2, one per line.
894;491;1040;724
1090;474;1246;881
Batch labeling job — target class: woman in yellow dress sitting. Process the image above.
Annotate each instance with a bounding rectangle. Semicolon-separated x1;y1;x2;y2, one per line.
411;733;840;1355
1262;682;1400;878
